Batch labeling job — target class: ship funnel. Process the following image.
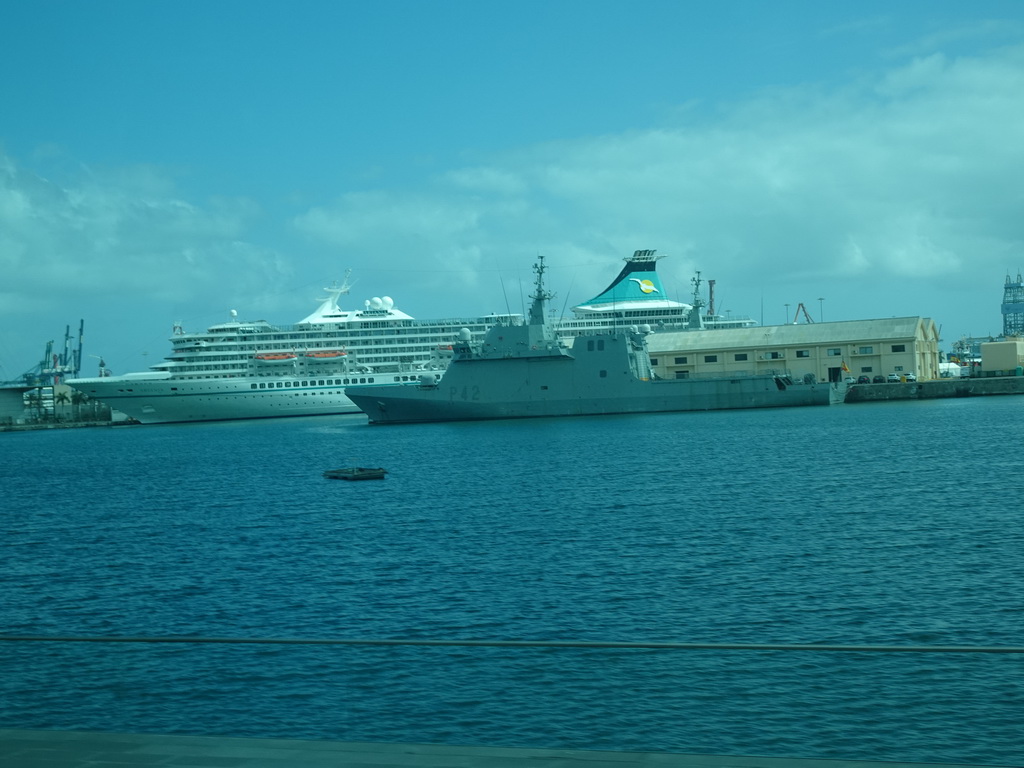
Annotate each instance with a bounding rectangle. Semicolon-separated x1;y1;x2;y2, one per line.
572;249;690;314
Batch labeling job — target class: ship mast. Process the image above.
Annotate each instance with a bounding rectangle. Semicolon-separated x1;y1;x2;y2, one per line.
528;256;555;326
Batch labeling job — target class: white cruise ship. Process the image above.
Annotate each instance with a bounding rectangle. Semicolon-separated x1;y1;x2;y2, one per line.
68;276;519;424
68;251;753;424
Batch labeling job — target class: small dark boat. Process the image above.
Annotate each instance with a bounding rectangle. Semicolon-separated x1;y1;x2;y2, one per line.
323;467;387;481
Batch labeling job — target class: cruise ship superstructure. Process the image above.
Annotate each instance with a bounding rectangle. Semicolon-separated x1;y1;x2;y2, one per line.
69;252;754;424
557;249;754;335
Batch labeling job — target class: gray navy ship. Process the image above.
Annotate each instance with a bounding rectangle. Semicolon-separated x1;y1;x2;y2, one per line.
345;254;832;424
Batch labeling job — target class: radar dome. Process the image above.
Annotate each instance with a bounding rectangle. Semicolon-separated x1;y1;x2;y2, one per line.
458;328;472;341
370;297;383;309
382;296;394;309
640;324;652;333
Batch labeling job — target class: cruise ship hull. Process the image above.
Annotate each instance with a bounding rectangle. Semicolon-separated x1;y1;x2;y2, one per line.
68;374;364;424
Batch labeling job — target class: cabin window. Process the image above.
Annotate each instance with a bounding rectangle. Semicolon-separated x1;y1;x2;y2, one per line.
650;358;659;366
251;384;258;389
587;340;595;351
892;344;906;352
734;353;748;361
598;340;605;351
796;350;810;358
675;356;688;364
704;355;718;363
599;370;607;378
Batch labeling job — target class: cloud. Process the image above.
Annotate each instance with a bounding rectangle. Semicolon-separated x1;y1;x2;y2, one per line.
4;36;1024;376
0;157;285;308
0;155;297;375
292;42;1024;324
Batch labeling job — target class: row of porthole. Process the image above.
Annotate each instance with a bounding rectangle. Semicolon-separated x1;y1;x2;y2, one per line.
250;377;374;390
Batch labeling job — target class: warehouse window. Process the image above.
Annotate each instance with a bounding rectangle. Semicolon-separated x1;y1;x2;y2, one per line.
704;355;718;363
892;344;906;352
734;353;748;361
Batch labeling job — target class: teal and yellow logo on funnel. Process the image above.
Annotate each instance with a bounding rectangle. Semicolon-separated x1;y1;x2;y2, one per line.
629;278;659;294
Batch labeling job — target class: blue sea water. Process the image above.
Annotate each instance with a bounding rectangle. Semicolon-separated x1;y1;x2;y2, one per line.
1;397;1022;764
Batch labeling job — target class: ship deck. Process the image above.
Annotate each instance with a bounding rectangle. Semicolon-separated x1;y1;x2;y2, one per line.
0;729;1009;768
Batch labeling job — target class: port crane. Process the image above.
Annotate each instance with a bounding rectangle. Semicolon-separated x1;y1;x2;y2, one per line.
792;303;815;324
20;321;84;386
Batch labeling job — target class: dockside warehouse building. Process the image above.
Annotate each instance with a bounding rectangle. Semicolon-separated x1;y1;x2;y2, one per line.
647;317;940;384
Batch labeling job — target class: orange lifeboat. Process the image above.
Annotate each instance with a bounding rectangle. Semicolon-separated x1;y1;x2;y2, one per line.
304;350;347;359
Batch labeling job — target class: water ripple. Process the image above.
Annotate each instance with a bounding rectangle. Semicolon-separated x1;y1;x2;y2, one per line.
2;398;1023;764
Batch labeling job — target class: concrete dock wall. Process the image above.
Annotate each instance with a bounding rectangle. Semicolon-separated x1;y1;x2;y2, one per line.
844;376;1024;402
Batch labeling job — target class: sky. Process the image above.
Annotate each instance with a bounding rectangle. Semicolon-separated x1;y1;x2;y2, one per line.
2;0;1023;379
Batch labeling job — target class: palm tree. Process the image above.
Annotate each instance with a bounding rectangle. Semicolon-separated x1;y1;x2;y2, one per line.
71;389;88;421
54;389;71;421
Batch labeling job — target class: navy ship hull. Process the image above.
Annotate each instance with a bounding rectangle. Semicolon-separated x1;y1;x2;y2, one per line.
347;255;832;425
347;332;831;424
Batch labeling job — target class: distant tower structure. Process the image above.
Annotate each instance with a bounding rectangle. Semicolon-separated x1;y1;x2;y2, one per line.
1002;271;1024;337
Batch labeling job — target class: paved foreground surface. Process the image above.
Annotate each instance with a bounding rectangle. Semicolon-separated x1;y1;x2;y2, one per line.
0;730;1012;768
